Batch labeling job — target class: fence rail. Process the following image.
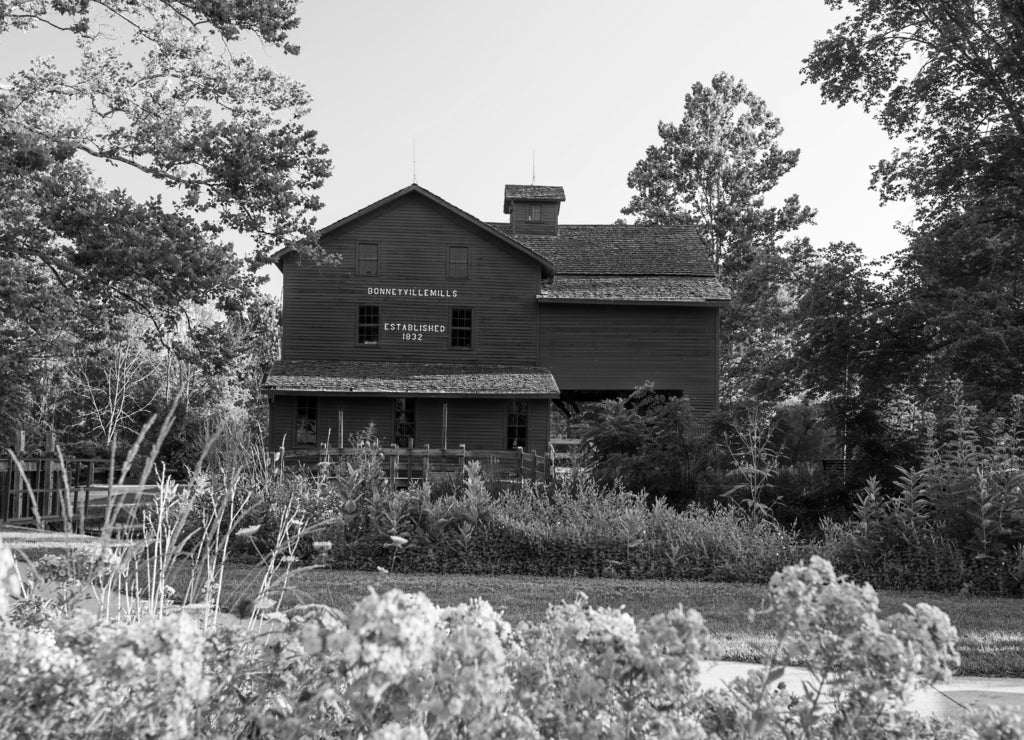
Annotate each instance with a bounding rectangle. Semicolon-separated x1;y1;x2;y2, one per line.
282;446;549;487
0;457;111;528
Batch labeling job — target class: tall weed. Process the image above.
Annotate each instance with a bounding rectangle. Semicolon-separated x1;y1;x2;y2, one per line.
835;386;1024;594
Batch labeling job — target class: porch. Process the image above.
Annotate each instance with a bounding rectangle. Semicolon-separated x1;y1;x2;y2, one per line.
281;445;550;487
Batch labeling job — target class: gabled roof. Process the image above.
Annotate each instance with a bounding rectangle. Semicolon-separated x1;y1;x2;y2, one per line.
272;184;555;277
503;184;566;213
265;361;559;398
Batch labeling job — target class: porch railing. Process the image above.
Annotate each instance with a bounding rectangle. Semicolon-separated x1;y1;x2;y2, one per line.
0;457;110;528
281;446;549;487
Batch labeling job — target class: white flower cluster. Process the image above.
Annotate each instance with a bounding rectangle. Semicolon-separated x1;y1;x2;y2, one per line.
0;549;1021;739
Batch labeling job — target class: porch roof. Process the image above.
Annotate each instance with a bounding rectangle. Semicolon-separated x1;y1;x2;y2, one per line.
265;361;560;398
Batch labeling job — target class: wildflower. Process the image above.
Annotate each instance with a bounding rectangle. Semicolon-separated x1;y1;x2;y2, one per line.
377;566;389;574
389;535;409;546
312;541;333;554
235;524;261;538
0;538;22;617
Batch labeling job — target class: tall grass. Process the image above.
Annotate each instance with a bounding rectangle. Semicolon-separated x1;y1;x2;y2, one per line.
4;411;332;629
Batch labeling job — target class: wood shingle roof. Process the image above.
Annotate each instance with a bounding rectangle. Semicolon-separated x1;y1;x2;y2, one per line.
266;361;560;398
490;224;715;276
489;222;728;304
538;275;730;304
503;184;566;210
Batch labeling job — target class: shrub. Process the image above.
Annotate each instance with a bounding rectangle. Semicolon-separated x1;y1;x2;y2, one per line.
4;542;1021;739
577;383;721;507
309;458;808;583
833;389;1024;596
769;462;851;532
718;404;854;532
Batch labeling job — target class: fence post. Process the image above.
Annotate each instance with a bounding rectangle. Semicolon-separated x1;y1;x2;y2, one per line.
44;432;57;518
517;447;524;478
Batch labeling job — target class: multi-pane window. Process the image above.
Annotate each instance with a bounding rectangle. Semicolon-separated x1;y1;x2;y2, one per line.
394;398;416;447
450;308;472;348
507;401;529;450
357;242;379;276
296;397;318;446
447;245;469;278
357;305;379;345
528;204;542;222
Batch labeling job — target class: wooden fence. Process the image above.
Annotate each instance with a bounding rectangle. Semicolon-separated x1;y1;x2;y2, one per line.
0;456;111;528
282;446;549;487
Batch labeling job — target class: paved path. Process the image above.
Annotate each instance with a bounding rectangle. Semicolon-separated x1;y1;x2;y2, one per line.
0;524;103;554
700;660;1024;720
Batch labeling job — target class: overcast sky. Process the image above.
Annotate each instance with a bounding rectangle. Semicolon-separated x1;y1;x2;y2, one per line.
2;0;913;294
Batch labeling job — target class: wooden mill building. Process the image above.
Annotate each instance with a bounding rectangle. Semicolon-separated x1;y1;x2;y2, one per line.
265;183;729;458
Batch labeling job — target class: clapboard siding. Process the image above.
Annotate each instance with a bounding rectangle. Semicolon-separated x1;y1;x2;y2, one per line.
509;201;560;235
282;192;542;365
269;395;296;450
539;304;719;409
270;396;550;453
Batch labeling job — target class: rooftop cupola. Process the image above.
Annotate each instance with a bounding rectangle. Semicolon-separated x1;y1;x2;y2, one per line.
503;184;565;236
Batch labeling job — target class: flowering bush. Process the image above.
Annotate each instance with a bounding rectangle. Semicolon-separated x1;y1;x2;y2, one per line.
1;536;1022;738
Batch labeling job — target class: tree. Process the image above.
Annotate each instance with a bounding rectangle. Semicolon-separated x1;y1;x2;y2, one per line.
0;1;329;442
622;72;815;275
803;0;1024;409
791;242;885;404
1;0;328;260
69;324;162;453
622;72;816;402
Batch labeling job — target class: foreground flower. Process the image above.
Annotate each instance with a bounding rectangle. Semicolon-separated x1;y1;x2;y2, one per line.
0;537;22;618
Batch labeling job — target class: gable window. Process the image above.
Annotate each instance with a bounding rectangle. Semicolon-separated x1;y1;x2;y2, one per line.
357;305;379;345
450;308;472;348
447;245;469;279
296;397;318;446
394;398;416;447
507;400;528;450
357;242;379;276
528;204;542;222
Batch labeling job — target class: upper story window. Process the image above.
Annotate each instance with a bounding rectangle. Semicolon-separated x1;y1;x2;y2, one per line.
447;245;469;279
357;242;379;276
357;305;379;345
528;204;542;222
450;308;472;348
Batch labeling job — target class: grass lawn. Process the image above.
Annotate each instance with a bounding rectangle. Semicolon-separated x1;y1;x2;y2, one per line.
217;563;1024;679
